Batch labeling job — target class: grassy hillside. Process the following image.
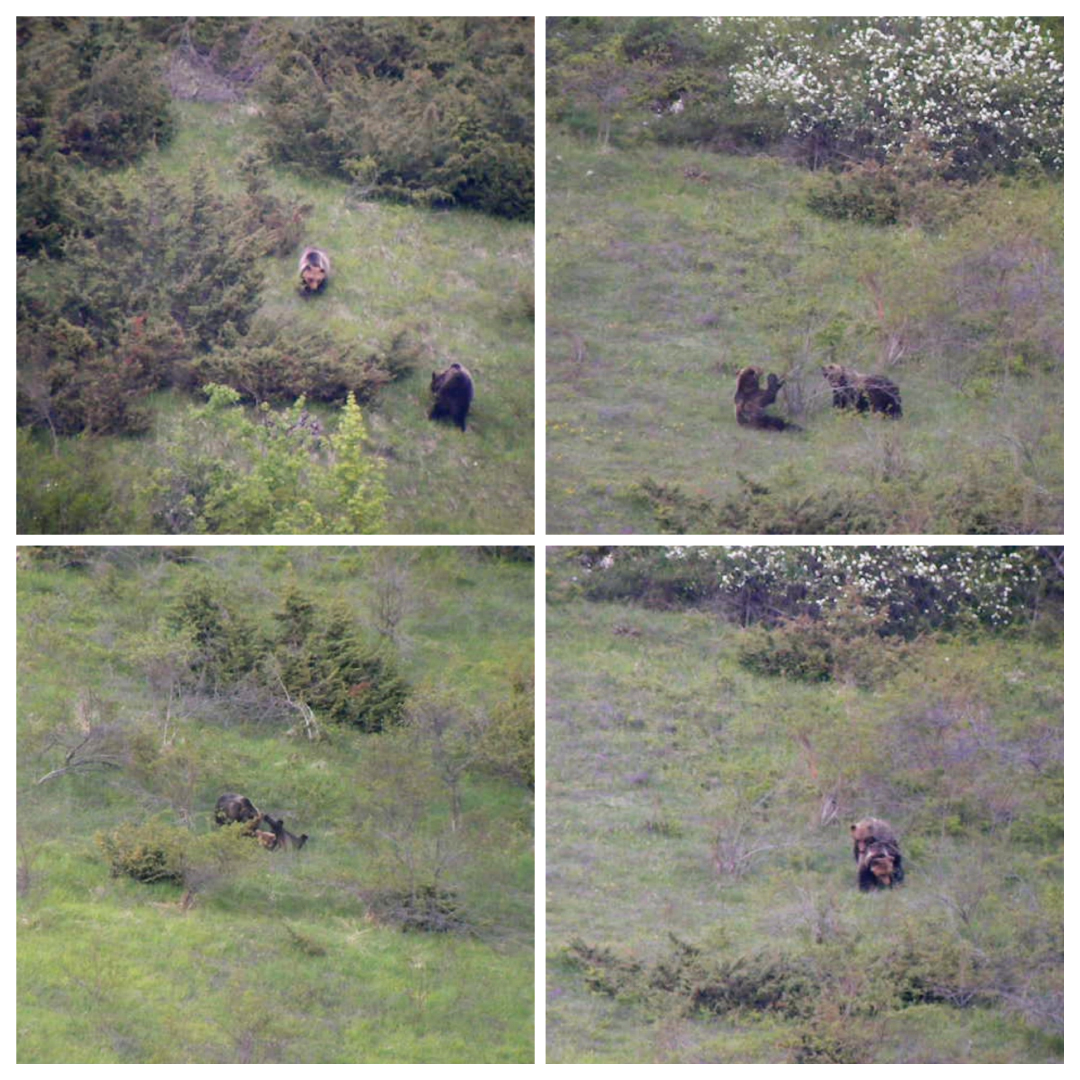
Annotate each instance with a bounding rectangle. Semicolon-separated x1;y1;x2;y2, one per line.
546;131;1063;534
19;99;534;534
545;551;1063;1063
17;547;534;1063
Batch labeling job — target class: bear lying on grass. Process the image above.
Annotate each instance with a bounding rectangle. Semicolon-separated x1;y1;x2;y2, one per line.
429;362;474;431
734;366;799;431
822;364;902;417
851;818;904;890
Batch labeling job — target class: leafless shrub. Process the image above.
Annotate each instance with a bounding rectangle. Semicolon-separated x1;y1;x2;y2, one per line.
366;549;416;647
711;817;783;880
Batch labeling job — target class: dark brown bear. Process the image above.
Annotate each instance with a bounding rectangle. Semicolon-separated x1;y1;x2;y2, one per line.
858;840;903;891
298;246;330;295
429;362;474;432
851;818;904;890
214;793;264;833
733;366;798;431
822;363;902;417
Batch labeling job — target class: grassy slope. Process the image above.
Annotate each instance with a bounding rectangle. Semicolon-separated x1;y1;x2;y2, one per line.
545;131;1063;534
545;593;1063;1063
17;549;534;1063
36;101;535;534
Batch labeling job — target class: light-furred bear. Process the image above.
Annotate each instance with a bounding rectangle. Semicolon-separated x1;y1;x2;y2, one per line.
298;246;331;295
822;363;902;417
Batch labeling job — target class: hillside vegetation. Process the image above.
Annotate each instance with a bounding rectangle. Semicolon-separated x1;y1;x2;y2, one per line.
546;18;1063;534
546;547;1063;1063
17;17;534;534
17;547;534;1063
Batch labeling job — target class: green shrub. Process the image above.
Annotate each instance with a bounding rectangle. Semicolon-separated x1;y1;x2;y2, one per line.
806;134;972;229
738;591;911;687
16;430;122;534
272;588;409;732
184;324;420;406
17;163;265;437
138;387;388;535
96;819;188;884
260;17;534;220
476;662;535;787
17;19;175;171
738;616;834;682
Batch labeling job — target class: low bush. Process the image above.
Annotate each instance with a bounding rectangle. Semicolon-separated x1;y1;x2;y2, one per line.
183;324;420;406
96;819;188;884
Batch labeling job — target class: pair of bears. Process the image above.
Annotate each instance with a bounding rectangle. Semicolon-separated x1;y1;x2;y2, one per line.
851;817;904;891
297;245;475;432
733;364;902;430
214;793;308;850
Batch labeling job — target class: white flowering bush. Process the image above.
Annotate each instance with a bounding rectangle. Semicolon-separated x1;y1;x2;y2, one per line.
588;546;1046;637
714;17;1063;177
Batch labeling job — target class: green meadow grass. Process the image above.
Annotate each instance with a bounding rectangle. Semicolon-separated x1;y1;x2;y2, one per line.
17;549;534;1063
546;131;1063;534
31;101;535;534
545;592;1063;1063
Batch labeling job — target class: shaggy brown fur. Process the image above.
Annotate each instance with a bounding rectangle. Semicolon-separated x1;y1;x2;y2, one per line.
214;793;264;833
858;840;902;890
822;363;902;417
733;366;798;431
429;362;474;431
298;246;330;295
851;819;904;890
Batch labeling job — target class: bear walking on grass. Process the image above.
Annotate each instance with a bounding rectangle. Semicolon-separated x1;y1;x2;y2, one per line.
851;817;904;890
822;363;902;417
733;366;799;431
298;246;331;295
429;362;474;431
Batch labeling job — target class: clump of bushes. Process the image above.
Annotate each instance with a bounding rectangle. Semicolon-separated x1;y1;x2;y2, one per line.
362;885;471;933
806;134;972;229
184;324;421;406
96;818;261;894
96;819;188;884
566;935;817;1018
166;574;409;730
260;17;534;220
737;592;912;687
17;18;176;254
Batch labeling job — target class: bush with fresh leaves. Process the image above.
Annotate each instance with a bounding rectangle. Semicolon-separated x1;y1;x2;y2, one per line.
96;818;188;884
805;132;972;229
138;386;387;535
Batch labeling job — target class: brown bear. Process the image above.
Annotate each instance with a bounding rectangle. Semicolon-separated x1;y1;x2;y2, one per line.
214;792;264;832
298;246;330;295
429;362;474;431
733;366;799;431
858;840;903;891
851;818;904;890
822;364;902;417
